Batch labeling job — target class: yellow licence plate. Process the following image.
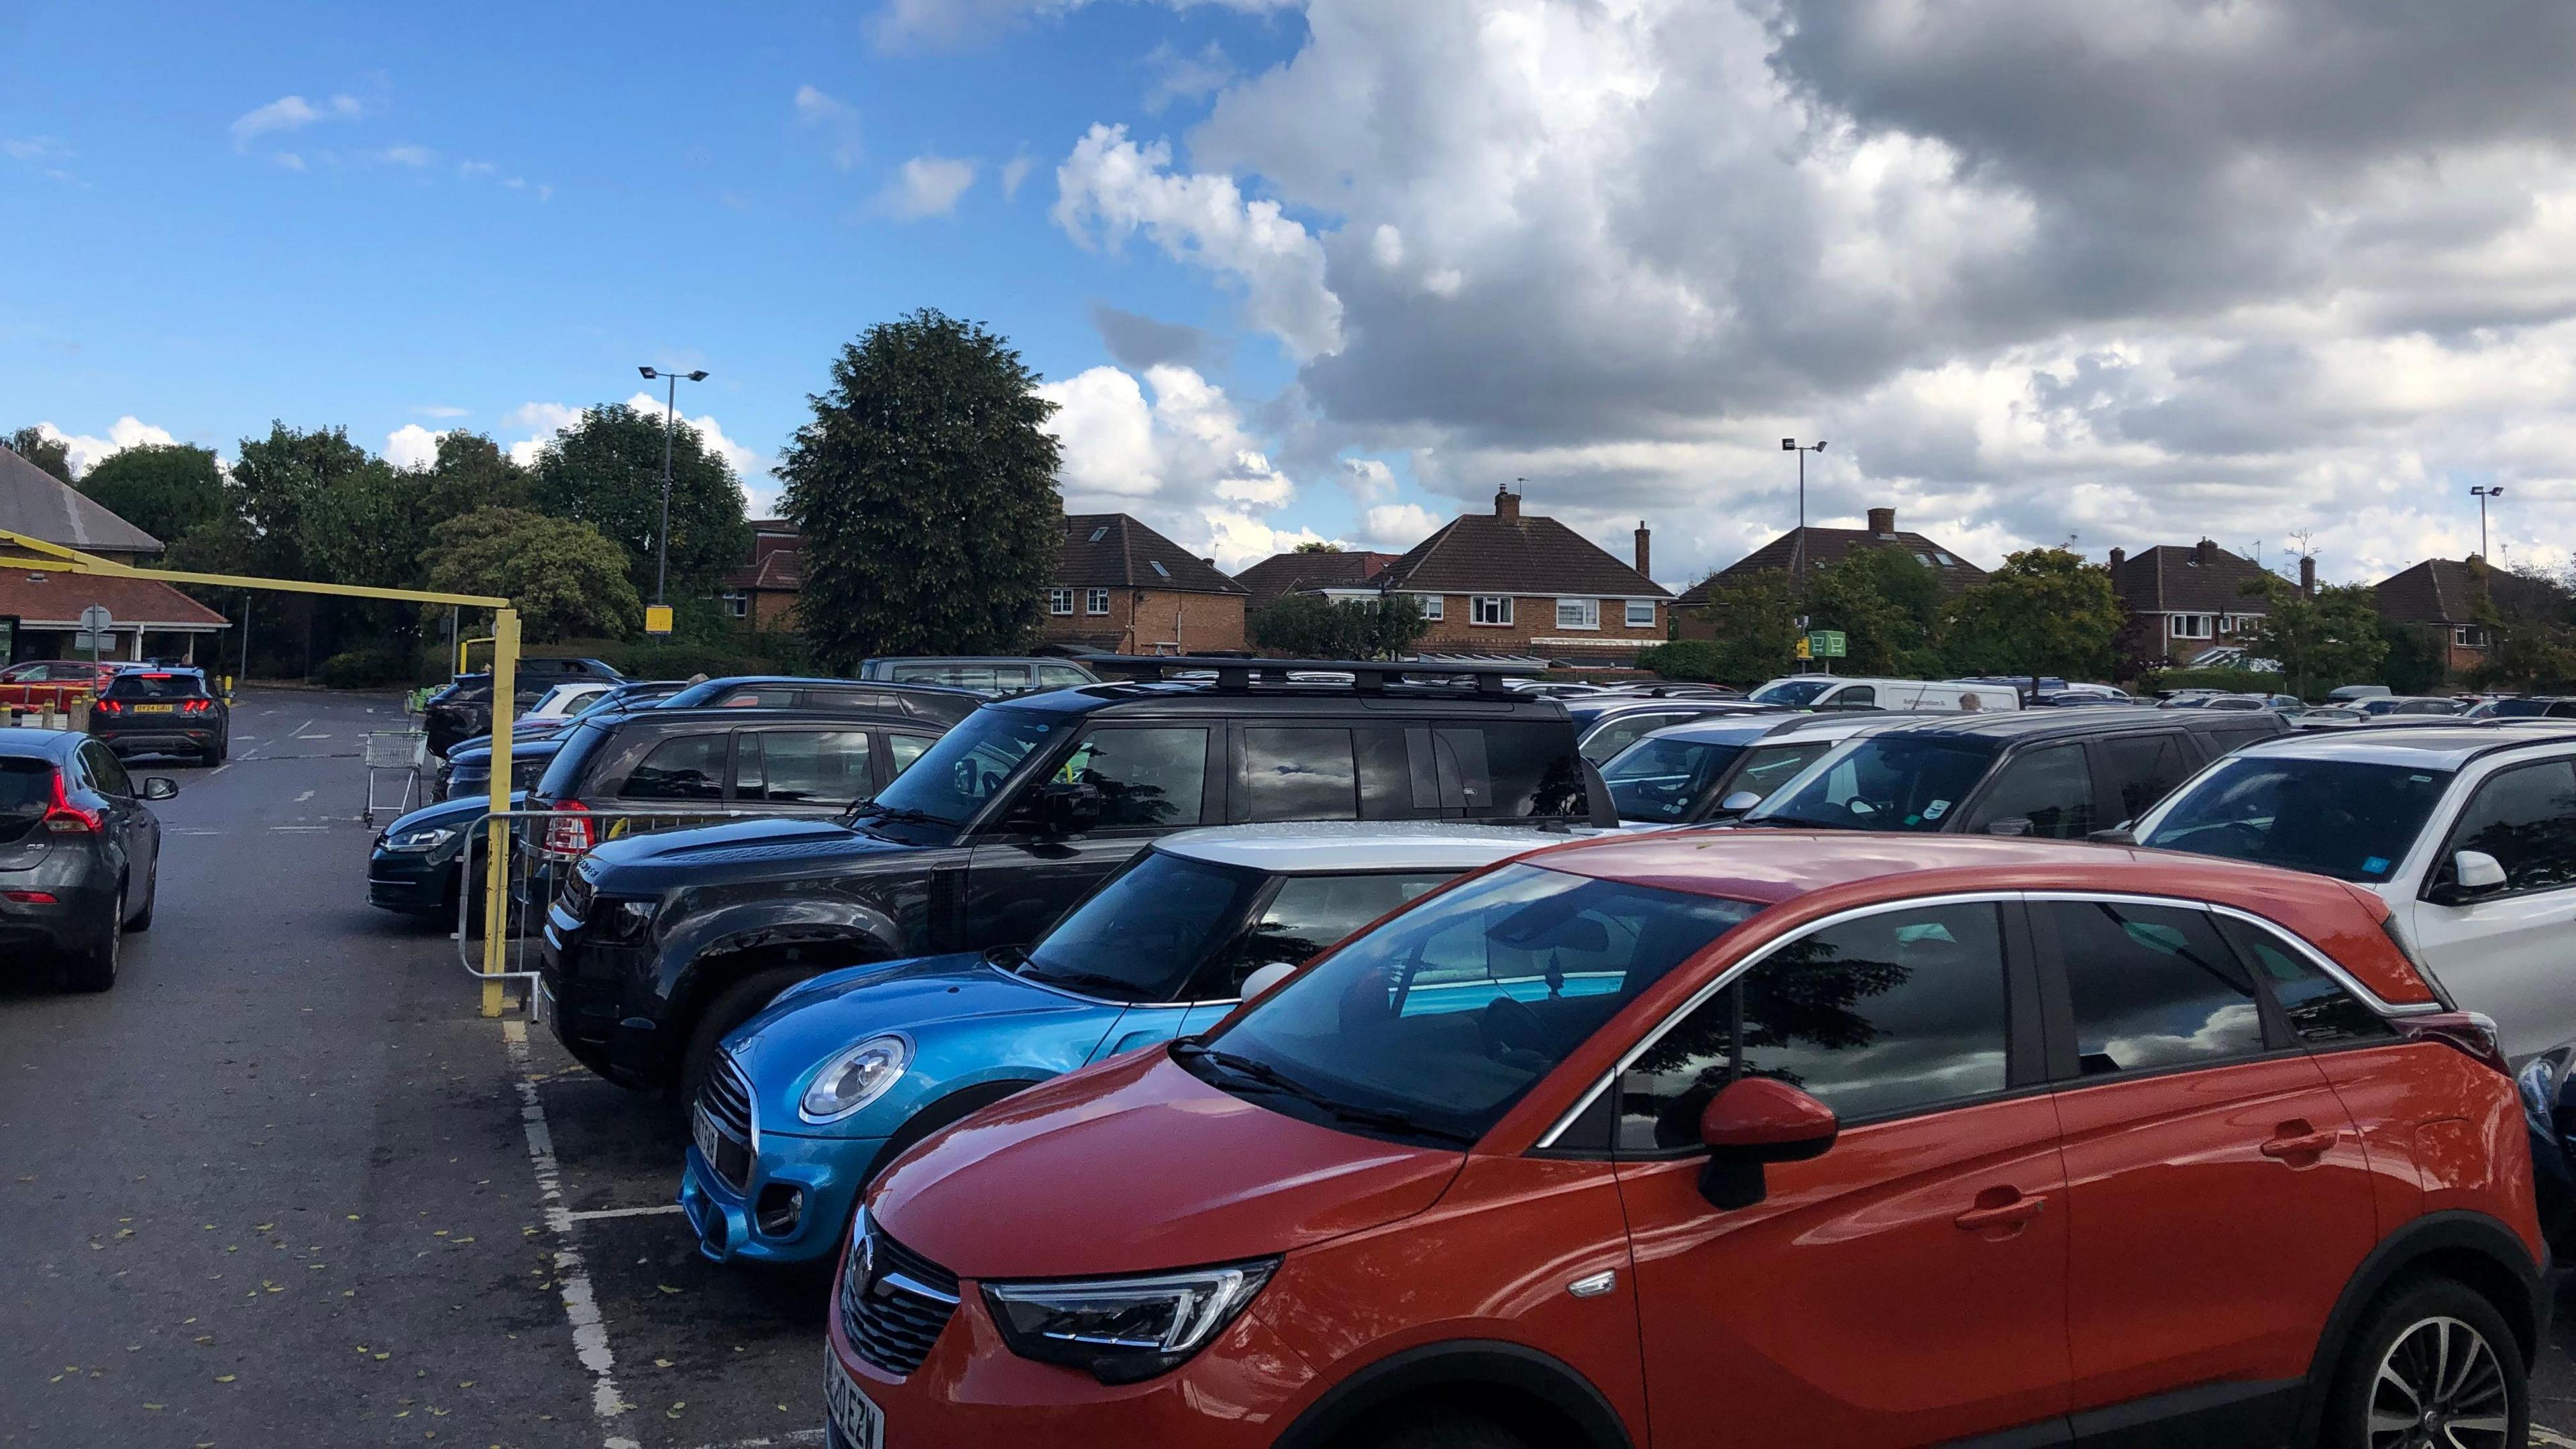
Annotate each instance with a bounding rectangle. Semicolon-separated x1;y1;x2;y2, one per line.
133;704;176;713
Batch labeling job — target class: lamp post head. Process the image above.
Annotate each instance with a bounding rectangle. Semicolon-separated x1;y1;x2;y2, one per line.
686;370;708;382
1782;438;1796;451
1815;440;1827;451
639;366;658;379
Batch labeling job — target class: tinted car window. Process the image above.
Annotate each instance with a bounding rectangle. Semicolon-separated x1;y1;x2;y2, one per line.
0;757;50;839
620;734;728;801
534;720;616;799
888;732;934;773
738;729;873;806
1965;743;2093;839
2046;900;2263;1077
1750;680;1833;707
1604;737;1744;822
1015;850;1266;1003
104;673;208;700
1617;902;2010;1149
1194;864;1759;1144
1758;735;1998;831
2098;732;2192;821
2206;723;2284;753
1194;870;1458;1000
2218;918;2394;1046
1729;741;1833;802
2436;758;2576;898
870;707;1064;826
2140;757;2454;883
1036;664;1094;689
1244;727;1360;822
1447;722;1589;817
1580;712;1686;765
1830;686;1877;708
1057;727;1208;828
81;741;133;796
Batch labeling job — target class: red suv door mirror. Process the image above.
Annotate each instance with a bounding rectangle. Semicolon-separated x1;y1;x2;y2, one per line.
1698;1077;1839;1211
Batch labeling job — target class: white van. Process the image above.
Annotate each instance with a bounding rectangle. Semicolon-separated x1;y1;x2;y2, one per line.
1747;675;2024;713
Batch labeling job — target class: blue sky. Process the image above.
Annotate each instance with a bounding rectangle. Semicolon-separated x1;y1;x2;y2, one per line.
10;1;2576;587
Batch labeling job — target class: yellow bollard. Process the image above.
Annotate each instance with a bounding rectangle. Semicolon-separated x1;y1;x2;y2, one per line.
479;610;521;1018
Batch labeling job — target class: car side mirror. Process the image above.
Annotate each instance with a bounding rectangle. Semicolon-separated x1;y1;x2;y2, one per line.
1238;963;1297;1001
1985;816;2034;837
142;777;178;801
2086;826;2136;845
1697;1077;1839;1211
1714;790;1764;817
2443;849;2508;901
1032;780;1103;835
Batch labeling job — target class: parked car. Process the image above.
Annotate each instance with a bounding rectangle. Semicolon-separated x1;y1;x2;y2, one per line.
368;705;947;922
1741;708;2287;839
659;675;984;727
2294;705;2372;730
424;658;626;757
1597;712;1909;826
1564;696;1771;765
1746;675;2022;712
682;822;1583;1265
88;667;229;764
2516;1038;2576;1254
0;659;130;711
828;831;2542;1449
0;729;173;990
441;736;566;801
857;657;1100;694
439;678;696;762
2200;692;2304;713
539;660;1612;1103
2361;696;2465;718
2477;696;2576;720
2127;722;2576;1059
2330;684;2395;702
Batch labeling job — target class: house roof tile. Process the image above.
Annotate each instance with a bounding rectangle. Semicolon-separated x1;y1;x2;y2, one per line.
1378;510;1668;598
1676;523;1986;606
2110;543;2272;616
1231;549;1401;605
0;569;229;629
1055;515;1248;595
0;445;164;555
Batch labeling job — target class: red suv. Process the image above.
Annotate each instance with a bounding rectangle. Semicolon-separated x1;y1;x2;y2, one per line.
826;834;2546;1449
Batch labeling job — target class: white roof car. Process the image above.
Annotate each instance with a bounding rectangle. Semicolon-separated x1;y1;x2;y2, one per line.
1599;712;1915;826
1748;676;2023;713
525;680;616;722
2129;722;2576;1059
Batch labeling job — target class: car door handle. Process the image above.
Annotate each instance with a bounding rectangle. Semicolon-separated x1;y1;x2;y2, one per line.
1953;1189;2045;1234
2261;1124;2339;1161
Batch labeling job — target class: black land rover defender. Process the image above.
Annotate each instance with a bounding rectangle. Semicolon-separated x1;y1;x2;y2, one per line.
537;657;1611;1102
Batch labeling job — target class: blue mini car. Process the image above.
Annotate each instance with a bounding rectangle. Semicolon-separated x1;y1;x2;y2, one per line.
677;821;1572;1265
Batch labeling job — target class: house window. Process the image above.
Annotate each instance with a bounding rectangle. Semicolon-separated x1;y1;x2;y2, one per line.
1049;588;1074;616
1625;599;1656;628
2455;626;2483;648
1149;560;1171;579
1556;598;1600;631
2169;614;2213;641
1417;595;1444;621
720;591;749;619
1085;588;1110;616
1471;596;1513;627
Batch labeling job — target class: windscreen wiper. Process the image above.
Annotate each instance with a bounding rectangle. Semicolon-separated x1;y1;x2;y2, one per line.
843;802;947;828
1175;1044;1474;1145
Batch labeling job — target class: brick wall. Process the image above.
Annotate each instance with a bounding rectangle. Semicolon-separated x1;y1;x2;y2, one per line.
1042;589;1246;653
1405;592;1664;656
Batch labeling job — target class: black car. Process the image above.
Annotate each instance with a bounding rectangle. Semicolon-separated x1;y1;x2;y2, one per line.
369;705;949;920
1741;707;2291;839
425;658;627;758
656;676;985;727
440;678;692;761
539;657;1613;1101
1;730;174;990
442;737;566;801
89;668;229;764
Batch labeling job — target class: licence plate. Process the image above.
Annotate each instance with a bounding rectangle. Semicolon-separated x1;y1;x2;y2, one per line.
692;1104;722;1169
826;1354;885;1449
133;704;176;714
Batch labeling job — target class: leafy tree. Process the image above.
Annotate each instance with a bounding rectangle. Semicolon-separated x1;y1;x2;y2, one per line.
6;427;72;482
425;508;641;643
2379;622;2450;695
2465;565;2576;692
1665;568;1797;683
229;421;386;578
2235;576;2389;700
1294;539;1342;553
1943;548;2123;686
530;403;751;604
778;309;1064;670
76;443;225;543
413;431;533;519
1810;546;1945;677
1248;592;1430;659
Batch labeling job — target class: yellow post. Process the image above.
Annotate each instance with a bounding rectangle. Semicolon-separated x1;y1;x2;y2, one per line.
480;608;521;1018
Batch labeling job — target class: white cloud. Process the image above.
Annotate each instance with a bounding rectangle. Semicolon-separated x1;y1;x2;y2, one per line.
384;424;447;471
621;392;773;504
999;153;1034;199
414;405;469;419
1357;503;1444;551
794;85;864;170
869;0;1296;51
883;155;978;219
229;93;362;150
372;144;433;167
458;160;496;179
272;152;307;172
1143;40;1234;113
502;402;585;466
36;418;180;478
1038;363;1307;570
1053;123;1342;358
499;397;774;510
1339;458;1397;501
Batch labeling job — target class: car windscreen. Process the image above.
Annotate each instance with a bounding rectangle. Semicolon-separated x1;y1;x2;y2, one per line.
1000;851;1267;1003
532;720;616;800
1750;679;1832;707
2488;699;2551;717
0;757;52;843
1603;737;1744;822
104;673;208;700
865;706;1064;826
1751;735;2000;830
2139;756;2456;883
1185;863;1758;1146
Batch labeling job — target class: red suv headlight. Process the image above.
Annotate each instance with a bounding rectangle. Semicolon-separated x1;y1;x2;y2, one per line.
981;1258;1278;1385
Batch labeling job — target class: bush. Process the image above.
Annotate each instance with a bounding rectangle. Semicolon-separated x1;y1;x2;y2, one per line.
574;638;790;681
318;647;421;689
1636;639;1743;684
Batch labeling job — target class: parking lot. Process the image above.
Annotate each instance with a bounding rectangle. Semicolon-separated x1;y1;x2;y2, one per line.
11;684;2576;1448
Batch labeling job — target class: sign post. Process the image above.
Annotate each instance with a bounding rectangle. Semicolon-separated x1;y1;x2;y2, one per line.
643;604;674;637
77;604;113;664
1805;629;1847;676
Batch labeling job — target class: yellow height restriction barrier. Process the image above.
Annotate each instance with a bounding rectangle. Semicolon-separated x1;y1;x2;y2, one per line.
0;526;525;1018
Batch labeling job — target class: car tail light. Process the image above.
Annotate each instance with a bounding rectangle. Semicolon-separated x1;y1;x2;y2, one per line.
543;800;594;857
94;698;121;714
2398;1011;2512;1078
182;698;210;714
43;772;101;834
3;890;58;904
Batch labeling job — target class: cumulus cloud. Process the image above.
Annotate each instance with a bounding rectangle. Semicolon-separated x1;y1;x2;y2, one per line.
500;397;775;511
869;0;1295;52
384;424;447;471
1039;363;1309;570
883;155;977;219
1091;303;1221;370
371;144;433;167
500;402;587;467
999;153;1034;199
1143;40;1234;113
1067;0;2576;586
229;93;362;150
35;418;180;478
794;85;864;170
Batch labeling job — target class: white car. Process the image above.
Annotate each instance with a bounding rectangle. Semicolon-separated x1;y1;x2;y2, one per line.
1746;675;2022;713
2128;721;2576;1059
1598;711;1916;826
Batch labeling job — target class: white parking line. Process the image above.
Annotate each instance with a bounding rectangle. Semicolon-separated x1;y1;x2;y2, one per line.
294;789;315;803
2536;1427;2576;1448
565;1204;686;1223
502;1019;641;1449
684;1433;824;1449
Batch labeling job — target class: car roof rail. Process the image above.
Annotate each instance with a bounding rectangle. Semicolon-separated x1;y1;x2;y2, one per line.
1084;654;1544;698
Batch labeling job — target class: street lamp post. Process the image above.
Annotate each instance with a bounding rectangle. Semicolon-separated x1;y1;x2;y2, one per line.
638;366;710;607
1781;438;1827;625
2471;484;2505;563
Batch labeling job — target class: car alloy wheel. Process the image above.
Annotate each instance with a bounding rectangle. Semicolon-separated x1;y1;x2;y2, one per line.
2367;1315;2512;1449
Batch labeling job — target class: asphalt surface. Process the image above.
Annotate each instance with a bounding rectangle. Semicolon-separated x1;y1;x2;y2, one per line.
9;685;2576;1448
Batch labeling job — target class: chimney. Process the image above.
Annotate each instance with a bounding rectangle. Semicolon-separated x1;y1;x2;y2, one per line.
1868;506;1896;536
2298;554;2316;597
2195;537;2217;568
2108;547;2126;574
1494;485;1520;521
1201;557;1216;569
1634;521;1651;579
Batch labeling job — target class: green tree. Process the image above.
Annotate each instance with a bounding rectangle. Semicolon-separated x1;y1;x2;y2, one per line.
424;508;641;643
1943;548;2123;686
1662;568;1797;683
529;403;750;604
1810;546;1946;677
6;427;72;482
1249;592;1430;659
2379;622;2450;694
229;421;386;578
76;443;225;543
2235;576;2390;700
778;309;1064;670
1294;539;1342;553
413;431;533;519
2465;565;2576;692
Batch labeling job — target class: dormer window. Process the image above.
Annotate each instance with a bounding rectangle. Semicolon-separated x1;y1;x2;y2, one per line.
1088;527;1108;543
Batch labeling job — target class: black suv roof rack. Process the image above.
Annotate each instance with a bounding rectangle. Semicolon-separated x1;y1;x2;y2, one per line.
1085;655;1544;698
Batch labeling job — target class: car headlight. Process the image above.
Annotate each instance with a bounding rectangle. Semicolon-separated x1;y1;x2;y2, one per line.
982;1258;1278;1383
590;898;657;943
383;826;458;853
799;1035;910;1124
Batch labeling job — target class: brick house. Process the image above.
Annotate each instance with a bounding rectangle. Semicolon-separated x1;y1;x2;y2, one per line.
1046;514;1249;655
1672;506;1985;639
2373;555;2560;678
2108;539;2295;666
1232;548;1403;609
718;518;803;632
0;443;229;665
1368;488;1670;665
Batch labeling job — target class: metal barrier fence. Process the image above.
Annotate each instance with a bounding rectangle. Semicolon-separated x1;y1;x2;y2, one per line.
455;806;808;992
